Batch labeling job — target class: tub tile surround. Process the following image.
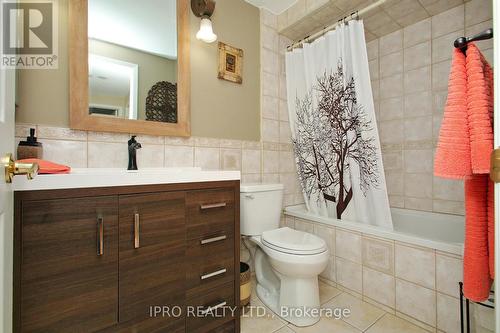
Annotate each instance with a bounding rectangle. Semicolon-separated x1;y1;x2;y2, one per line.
362;266;396;310
284;215;473;332
362;236;394;275
313;223;336;281
395;243;436;290
369;0;493;216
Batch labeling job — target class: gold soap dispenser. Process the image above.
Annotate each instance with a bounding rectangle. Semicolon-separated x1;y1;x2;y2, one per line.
17;128;43;160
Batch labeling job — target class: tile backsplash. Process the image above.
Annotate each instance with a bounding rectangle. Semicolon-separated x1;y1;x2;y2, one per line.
14;123;305;208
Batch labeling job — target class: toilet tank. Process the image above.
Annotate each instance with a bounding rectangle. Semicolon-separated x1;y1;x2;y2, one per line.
240;183;284;236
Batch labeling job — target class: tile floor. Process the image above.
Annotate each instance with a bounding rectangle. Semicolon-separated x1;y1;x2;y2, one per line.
241;279;429;333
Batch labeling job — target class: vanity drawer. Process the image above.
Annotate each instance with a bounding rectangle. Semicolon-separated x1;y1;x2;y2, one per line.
186;233;235;298
209;320;236;333
186;188;235;239
186;281;236;333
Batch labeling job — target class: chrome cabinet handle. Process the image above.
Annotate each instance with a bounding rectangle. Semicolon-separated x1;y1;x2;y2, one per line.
200;202;227;210
200;301;227;315
200;235;227;245
97;216;104;256
200;268;227;280
134;213;140;249
244;194;255;199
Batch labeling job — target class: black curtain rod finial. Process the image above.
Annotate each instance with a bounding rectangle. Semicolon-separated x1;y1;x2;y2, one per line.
454;36;468;51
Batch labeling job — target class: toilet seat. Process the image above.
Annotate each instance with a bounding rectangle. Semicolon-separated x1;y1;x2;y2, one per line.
262;227;327;255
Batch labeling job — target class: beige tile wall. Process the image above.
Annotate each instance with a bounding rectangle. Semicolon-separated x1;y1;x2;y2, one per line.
260;9;304;209
14;123;303;193
15;3;496;330
369;0;493;216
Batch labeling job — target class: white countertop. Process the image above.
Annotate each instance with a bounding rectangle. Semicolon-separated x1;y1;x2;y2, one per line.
12;168;241;191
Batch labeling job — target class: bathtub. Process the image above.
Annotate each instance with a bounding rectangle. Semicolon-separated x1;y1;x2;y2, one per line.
284;205;464;255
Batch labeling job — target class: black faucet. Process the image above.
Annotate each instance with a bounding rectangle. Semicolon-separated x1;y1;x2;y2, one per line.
127;136;142;171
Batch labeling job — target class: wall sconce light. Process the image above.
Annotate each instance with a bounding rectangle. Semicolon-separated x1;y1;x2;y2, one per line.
191;0;217;43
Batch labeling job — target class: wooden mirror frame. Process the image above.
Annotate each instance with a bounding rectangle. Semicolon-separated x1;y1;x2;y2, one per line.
69;0;190;137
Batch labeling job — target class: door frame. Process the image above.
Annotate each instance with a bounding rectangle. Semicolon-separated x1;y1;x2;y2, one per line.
493;0;499;330
0;1;16;330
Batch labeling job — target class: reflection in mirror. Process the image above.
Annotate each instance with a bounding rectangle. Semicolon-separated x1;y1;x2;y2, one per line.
88;0;178;123
89;55;138;119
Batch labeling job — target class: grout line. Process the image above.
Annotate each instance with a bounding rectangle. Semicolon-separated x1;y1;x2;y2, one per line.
394;244;397;313
434;249;438;330
336;307;368;333
85;136;89;168
269;322;288;333
364;312;388;332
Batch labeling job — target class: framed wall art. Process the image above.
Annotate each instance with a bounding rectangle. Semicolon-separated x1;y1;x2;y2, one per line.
218;42;243;84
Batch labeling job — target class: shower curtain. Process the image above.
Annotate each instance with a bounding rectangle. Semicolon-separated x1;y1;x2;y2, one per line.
285;20;392;228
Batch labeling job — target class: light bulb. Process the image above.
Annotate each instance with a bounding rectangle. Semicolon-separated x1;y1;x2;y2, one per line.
196;17;217;43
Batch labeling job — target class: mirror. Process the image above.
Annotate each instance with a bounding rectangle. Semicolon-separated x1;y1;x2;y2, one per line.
69;0;190;137
88;0;178;123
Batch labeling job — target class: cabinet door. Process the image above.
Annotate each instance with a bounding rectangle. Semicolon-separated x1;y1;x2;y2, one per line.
19;196;119;332
118;192;186;330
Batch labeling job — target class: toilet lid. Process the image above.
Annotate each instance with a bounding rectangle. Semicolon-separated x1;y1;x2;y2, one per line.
262;227;327;255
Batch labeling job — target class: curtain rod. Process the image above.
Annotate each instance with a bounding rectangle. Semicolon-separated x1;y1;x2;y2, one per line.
287;0;388;50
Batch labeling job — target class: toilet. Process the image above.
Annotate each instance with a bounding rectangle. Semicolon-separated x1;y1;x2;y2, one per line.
240;184;329;327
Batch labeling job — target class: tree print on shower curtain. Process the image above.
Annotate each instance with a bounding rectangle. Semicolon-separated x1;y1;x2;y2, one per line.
293;62;380;219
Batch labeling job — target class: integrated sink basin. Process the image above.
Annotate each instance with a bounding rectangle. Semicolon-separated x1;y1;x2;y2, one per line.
12;167;241;191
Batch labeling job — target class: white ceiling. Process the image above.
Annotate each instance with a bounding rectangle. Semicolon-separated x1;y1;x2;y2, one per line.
88;0;177;60
244;0;298;14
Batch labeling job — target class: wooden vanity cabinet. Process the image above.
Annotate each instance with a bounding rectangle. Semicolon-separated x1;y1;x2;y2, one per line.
16;196;119;333
14;181;240;333
118;192;187;331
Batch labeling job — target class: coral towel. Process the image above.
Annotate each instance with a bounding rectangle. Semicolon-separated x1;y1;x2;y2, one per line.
17;159;71;174
434;43;494;302
466;45;494;173
434;48;471;178
463;175;493;301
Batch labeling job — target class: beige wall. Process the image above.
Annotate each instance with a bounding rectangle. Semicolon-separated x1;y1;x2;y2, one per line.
190;0;260;140
16;0;260;141
89;95;128;110
89;39;177;120
16;0;69;126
